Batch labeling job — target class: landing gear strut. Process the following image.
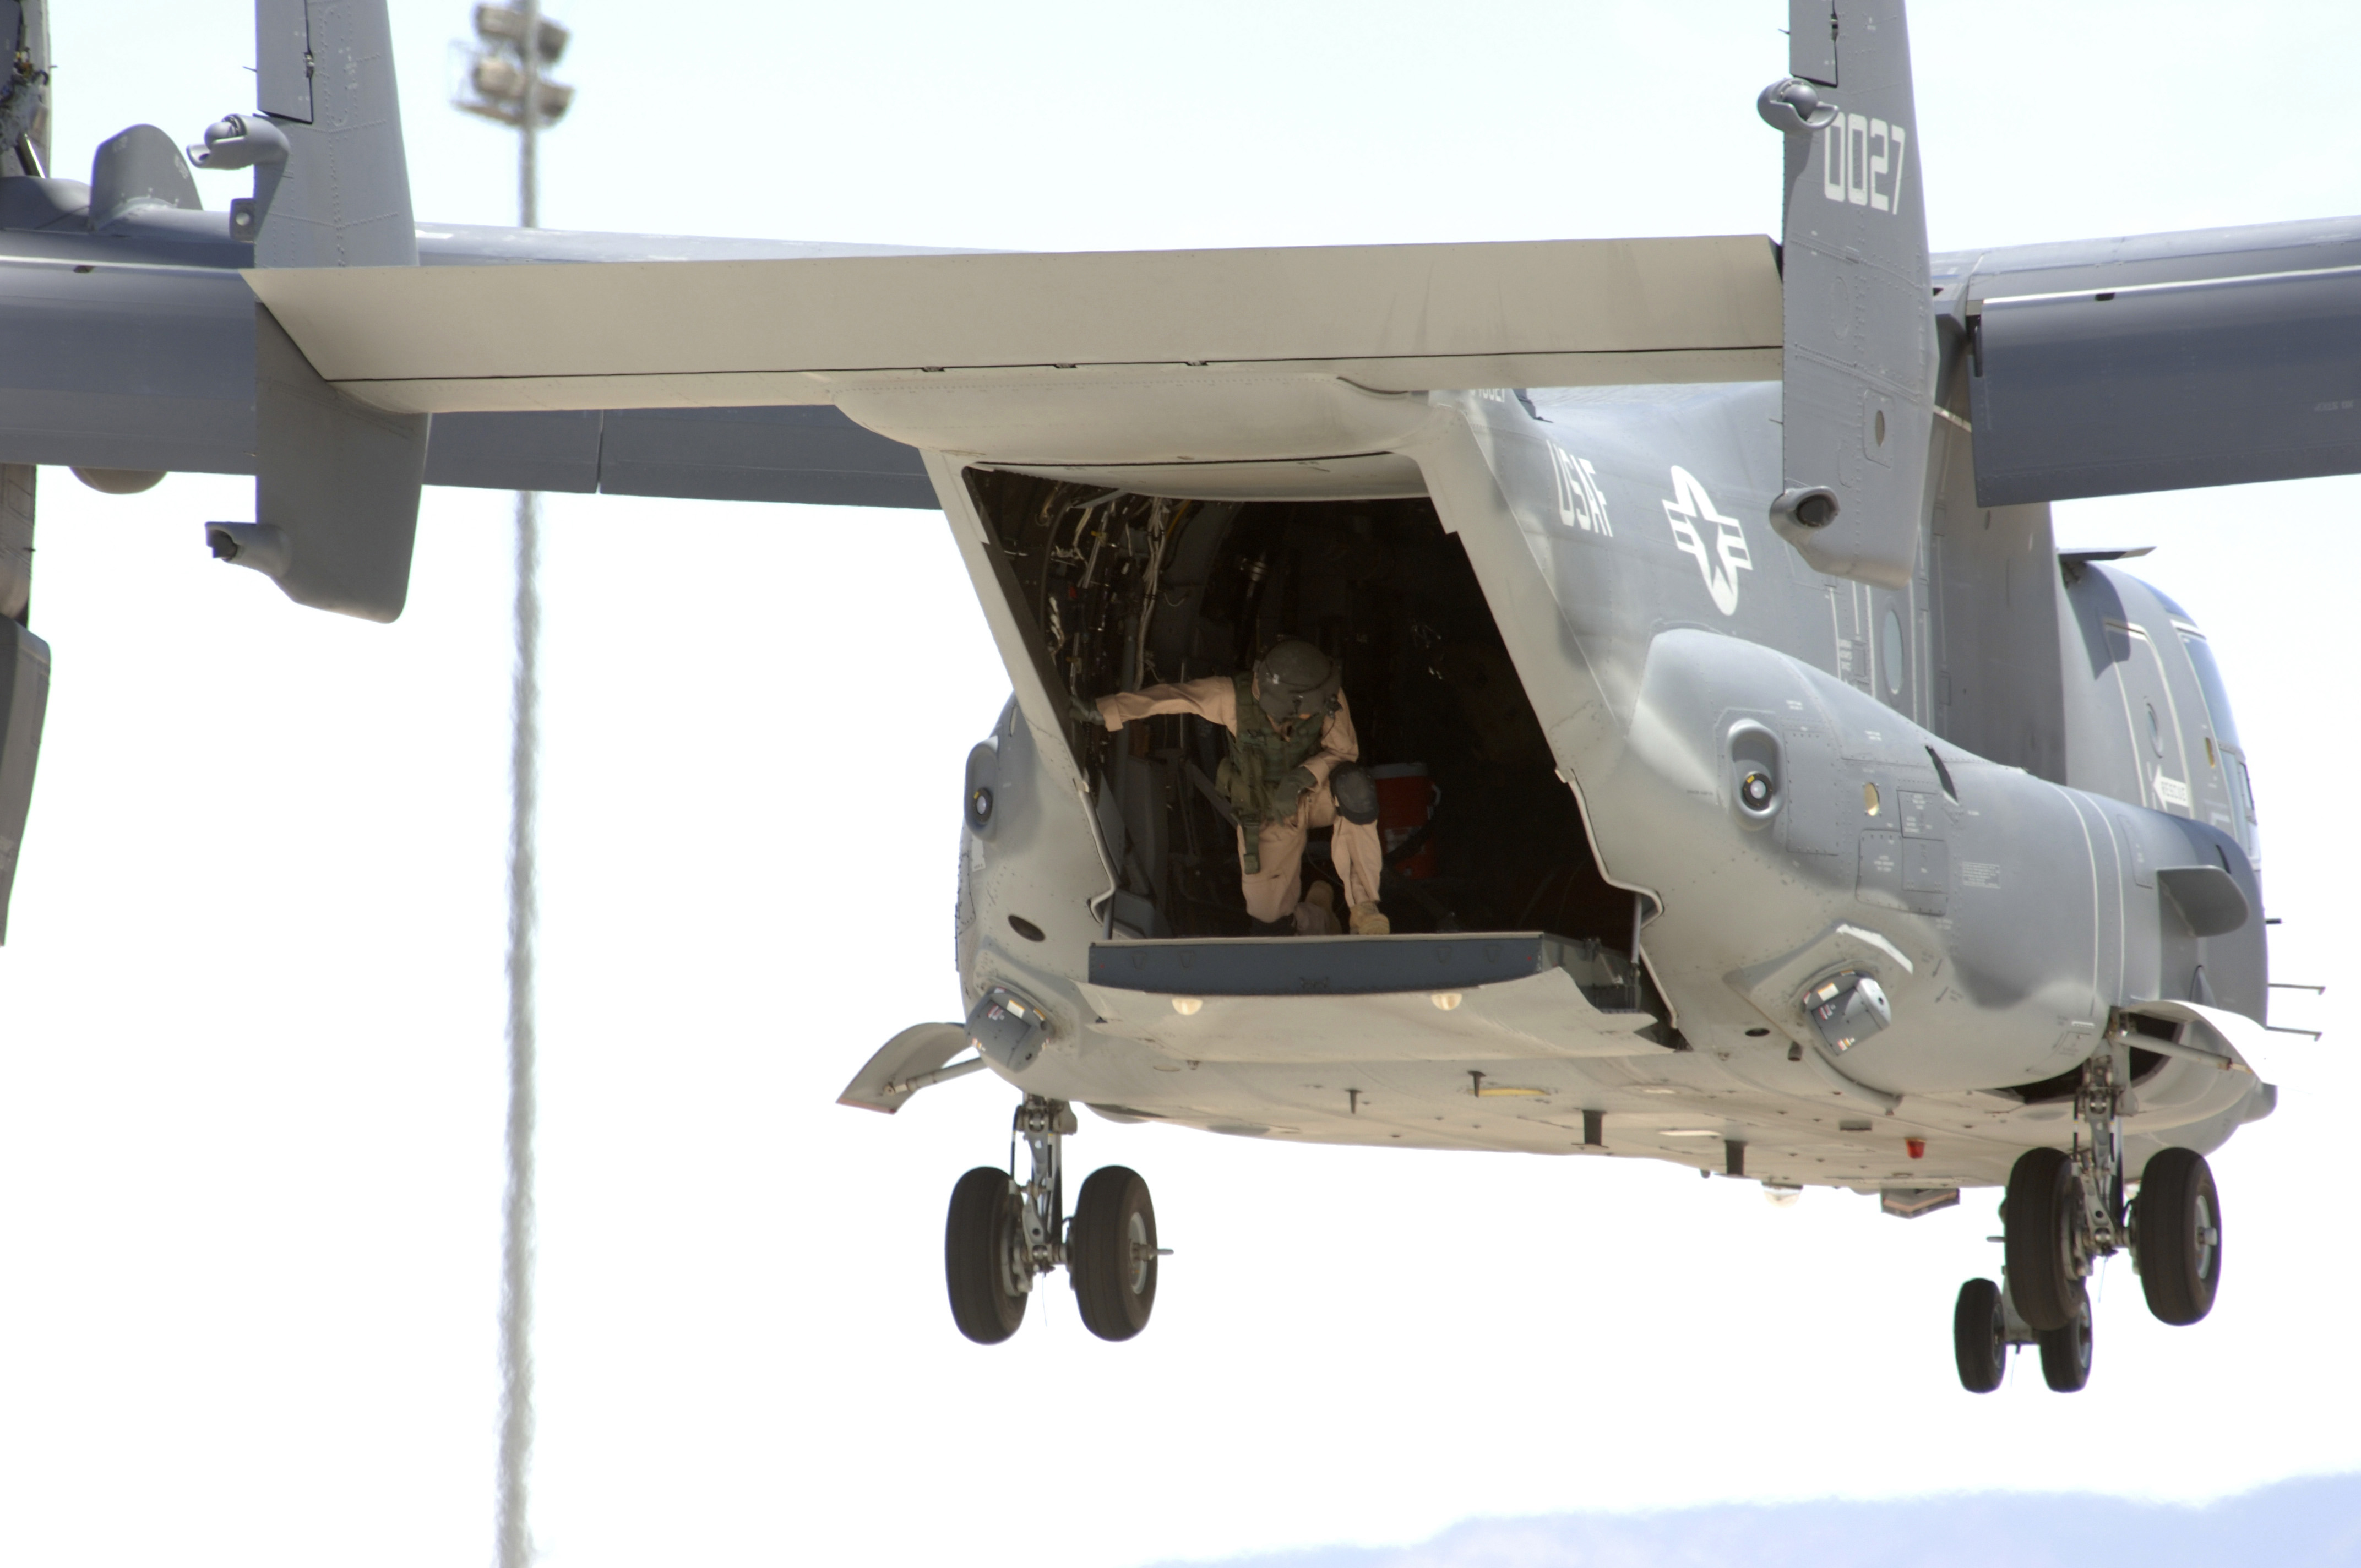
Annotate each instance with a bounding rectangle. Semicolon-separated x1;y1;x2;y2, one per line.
943;1096;1166;1345
2002;1048;2124;1337
1957;1032;2224;1391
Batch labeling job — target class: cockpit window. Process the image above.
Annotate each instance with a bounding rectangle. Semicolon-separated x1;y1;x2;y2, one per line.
2182;629;2260;861
2178;632;2244;755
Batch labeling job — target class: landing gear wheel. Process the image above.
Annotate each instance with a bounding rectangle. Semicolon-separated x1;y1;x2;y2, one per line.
1952;1278;2006;1393
1069;1165;1158;1341
2004;1147;2082;1333
945;1167;1029;1344
2036;1281;2093;1392
2134;1147;2222;1326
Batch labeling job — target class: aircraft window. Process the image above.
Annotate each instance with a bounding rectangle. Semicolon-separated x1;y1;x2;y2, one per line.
2178;632;2245;754
2146;702;2163;756
2223;747;2262;867
1881;608;1903;695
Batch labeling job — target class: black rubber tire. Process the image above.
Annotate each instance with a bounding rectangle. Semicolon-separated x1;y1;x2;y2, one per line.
2135;1147;2222;1326
2036;1282;2093;1392
1953;1278;2006;1393
2004;1147;2082;1333
945;1167;1028;1345
1069;1165;1158;1342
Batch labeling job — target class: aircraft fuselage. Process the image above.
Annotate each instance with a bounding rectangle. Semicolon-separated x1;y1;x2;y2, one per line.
928;369;2273;1203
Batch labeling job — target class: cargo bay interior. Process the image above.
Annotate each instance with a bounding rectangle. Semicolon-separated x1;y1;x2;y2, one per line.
962;470;1647;965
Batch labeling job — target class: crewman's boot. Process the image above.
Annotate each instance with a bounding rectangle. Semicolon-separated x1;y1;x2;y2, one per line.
1294;883;1341;936
1350;901;1391;936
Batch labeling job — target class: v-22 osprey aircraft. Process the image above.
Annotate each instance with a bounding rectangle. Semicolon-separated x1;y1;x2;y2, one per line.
0;0;2342;1392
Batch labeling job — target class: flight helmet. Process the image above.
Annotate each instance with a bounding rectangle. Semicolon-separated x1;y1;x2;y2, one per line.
1253;638;1342;722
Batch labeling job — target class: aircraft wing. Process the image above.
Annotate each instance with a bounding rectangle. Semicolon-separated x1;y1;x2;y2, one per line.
406;228;951;508
241;236;1785;415
1941;215;2361;504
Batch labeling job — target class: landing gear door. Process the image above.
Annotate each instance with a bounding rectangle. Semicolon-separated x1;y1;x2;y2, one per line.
1766;0;1935;591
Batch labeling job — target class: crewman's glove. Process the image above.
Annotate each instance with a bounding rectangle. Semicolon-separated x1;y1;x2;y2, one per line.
1068;692;1106;729
1269;766;1318;822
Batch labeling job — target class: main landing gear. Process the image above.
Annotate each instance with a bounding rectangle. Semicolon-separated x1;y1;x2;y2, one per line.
1953;1046;2223;1393
944;1095;1167;1345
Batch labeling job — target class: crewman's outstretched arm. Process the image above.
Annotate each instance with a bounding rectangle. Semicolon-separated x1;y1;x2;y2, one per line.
1092;676;1239;733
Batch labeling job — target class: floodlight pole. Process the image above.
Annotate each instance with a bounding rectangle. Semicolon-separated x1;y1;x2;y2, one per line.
500;6;545;1567
498;470;538;1568
517;0;540;230
454;12;573;1559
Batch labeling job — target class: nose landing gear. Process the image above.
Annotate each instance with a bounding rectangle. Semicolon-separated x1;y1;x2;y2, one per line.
1069;1165;1160;1341
945;1166;1032;1344
943;1095;1168;1346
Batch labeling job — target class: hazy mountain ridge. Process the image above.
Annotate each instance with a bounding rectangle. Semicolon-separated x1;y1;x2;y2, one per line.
1156;1473;2361;1567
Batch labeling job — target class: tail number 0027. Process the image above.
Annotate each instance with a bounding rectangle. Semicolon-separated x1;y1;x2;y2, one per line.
1821;112;1908;214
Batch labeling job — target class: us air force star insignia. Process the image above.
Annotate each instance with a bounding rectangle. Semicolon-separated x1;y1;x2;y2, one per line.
1662;466;1752;616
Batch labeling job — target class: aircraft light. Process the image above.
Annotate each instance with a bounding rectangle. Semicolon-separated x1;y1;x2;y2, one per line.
474;3;570;62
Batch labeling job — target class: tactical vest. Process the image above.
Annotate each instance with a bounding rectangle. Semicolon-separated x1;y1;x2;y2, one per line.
1215;672;1329;872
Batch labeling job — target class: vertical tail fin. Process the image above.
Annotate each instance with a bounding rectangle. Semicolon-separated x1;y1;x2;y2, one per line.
0;5;53;942
250;0;418;269
1759;0;1935;590
202;0;428;622
0;0;50;177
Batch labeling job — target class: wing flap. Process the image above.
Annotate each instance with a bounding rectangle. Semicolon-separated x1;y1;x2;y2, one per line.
422;406;937;507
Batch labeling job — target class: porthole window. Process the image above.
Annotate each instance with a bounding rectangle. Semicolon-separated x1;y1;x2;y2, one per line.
2146;702;2163;756
1881;608;1905;696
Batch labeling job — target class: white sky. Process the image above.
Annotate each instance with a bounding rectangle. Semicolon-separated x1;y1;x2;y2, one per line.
2;3;2357;1565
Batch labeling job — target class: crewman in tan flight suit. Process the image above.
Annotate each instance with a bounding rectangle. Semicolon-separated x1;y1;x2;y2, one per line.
1076;638;1391;937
